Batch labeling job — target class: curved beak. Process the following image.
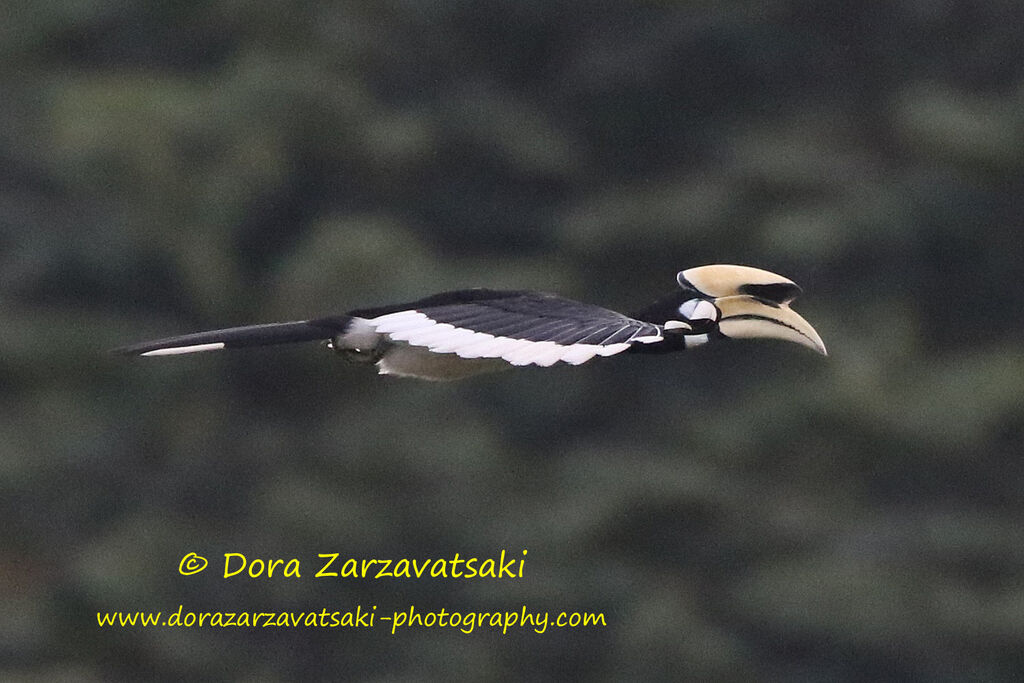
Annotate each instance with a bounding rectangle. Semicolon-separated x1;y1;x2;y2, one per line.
714;295;827;355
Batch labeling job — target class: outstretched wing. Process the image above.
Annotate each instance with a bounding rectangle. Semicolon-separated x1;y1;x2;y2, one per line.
352;289;665;367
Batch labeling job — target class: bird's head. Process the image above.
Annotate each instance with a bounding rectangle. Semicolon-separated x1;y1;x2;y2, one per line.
672;264;827;355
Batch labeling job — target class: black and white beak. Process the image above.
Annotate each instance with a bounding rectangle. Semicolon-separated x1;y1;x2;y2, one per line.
676;264;826;355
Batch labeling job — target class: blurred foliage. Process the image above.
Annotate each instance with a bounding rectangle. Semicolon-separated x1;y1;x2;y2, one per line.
3;1;1024;680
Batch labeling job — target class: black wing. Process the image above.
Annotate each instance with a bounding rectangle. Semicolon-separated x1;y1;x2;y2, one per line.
357;289;664;367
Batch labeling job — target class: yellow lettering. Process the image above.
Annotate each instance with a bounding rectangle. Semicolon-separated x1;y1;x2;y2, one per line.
316;553;339;577
223;553;246;578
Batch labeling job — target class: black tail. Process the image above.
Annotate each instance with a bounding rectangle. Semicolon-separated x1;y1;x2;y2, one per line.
112;316;352;356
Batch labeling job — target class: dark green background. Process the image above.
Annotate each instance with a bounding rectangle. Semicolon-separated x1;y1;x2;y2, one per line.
4;2;1023;680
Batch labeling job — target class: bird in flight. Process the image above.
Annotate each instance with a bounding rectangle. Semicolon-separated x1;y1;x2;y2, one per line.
114;264;826;381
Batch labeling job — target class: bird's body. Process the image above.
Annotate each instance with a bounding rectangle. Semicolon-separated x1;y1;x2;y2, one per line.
115;265;826;380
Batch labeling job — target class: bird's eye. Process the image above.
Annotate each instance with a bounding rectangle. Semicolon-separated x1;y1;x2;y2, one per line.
678;298;719;323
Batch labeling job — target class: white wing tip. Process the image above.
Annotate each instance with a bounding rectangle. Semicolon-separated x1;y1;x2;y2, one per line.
594;342;632;356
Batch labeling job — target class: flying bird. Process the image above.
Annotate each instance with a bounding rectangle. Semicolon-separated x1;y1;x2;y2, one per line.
114;264;826;381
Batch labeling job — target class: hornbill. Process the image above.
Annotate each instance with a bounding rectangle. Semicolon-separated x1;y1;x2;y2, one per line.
114;264;826;381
